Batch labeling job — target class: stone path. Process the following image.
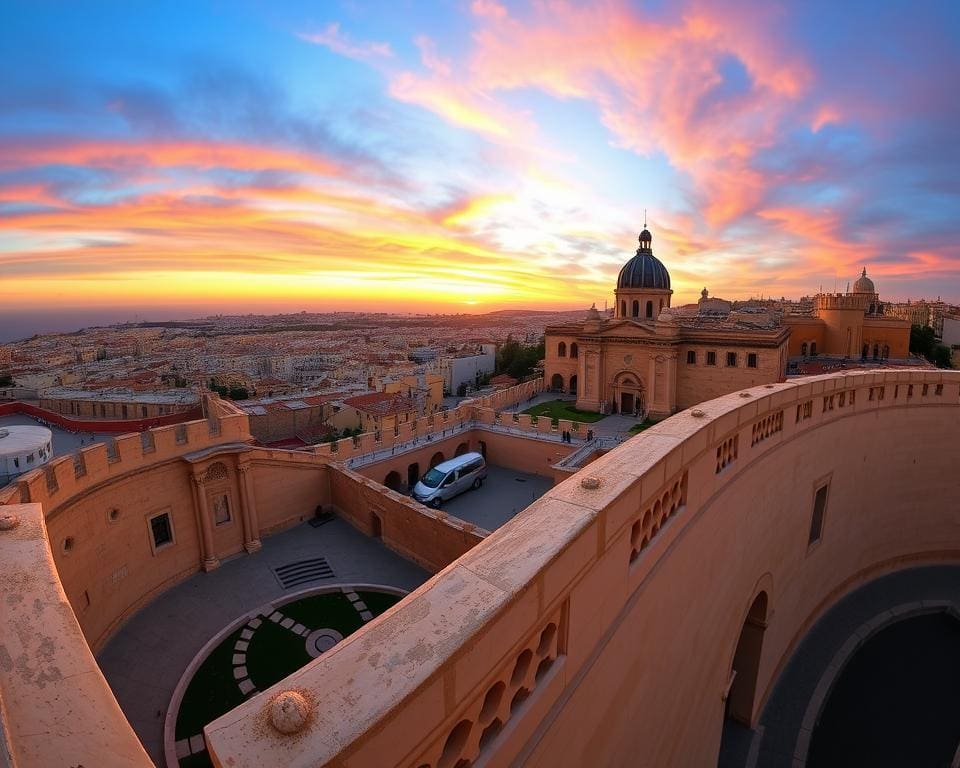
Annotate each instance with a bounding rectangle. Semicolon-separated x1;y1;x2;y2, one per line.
718;565;960;768
97;518;428;766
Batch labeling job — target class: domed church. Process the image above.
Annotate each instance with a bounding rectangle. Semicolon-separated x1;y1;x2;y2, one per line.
545;230;790;418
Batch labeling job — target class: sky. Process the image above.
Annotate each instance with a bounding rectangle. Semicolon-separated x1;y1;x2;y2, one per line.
1;0;959;333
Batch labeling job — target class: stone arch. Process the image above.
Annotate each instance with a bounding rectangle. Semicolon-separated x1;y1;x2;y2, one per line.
384;471;403;492
204;461;229;483
726;588;770;725
569;374;578;395
407;462;420;489
430;451;445;468
454;442;469;457
632;300;639;318
612;370;645;417
646;300;653;318
558;341;567;358
551;373;564;391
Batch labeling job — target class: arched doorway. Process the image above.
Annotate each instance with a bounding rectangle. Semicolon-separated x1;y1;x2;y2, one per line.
727;592;769;725
430;451;444;468
478;440;487;459
371;513;382;539
551;373;564;391
612;371;645;418
570;375;578;395
406;462;420;489
454;442;469;457
384;471;403;492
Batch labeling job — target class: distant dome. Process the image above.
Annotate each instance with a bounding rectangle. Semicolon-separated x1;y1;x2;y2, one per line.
617;230;671;291
852;268;876;294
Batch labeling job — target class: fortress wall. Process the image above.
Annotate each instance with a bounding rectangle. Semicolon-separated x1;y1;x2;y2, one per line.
204;369;960;768
675;343;785;409
0;503;154;768
247;449;331;536
329;465;485;573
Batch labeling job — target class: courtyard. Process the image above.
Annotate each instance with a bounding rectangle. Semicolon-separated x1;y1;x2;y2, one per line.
440;464;553;531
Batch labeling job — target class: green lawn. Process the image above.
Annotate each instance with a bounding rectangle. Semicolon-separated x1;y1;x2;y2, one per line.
521;399;606;424
174;588;402;768
628;420;655;434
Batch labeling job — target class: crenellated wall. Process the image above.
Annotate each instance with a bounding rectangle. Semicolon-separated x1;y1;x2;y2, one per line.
202;369;960;768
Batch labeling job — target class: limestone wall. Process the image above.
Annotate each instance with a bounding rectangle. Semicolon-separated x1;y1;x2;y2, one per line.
675;342;785;408
204;369;960;768
330;465;485;573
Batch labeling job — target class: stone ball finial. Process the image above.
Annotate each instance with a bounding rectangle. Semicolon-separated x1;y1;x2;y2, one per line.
580;476;601;490
269;691;311;734
0;513;20;531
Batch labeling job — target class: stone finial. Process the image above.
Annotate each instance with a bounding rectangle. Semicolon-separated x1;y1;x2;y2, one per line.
691;409;706;418
580;476;601;490
0;513;20;531
269;691;311;734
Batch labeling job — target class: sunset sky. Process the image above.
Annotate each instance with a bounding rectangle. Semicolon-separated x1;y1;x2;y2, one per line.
2;0;959;329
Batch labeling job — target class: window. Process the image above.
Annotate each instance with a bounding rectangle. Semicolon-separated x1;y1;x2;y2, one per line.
213;494;231;526
747;353;758;368
620;300;626;317
686;350;696;364
149;512;174;551
726;352;737;367
632;300;639;318
809;484;829;546
646;301;653;318
557;342;567;358
706;351;717;366
570;343;579;359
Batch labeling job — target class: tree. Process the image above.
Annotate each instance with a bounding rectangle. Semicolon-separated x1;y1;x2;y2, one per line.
228;387;249;401
0;374;13;387
911;324;952;368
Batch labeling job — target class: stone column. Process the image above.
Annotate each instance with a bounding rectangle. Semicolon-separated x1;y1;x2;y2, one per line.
237;462;262;554
191;473;220;572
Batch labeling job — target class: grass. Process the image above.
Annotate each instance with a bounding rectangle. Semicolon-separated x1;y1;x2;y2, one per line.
521;399;606;424
174;588;402;768
628;419;655;434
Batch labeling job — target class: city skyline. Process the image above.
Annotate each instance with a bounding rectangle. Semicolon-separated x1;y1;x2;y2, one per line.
2;0;959;323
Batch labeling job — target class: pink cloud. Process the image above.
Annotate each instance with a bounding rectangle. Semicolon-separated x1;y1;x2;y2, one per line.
299;22;393;61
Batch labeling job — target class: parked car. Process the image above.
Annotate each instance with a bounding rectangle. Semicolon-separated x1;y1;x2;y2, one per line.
411;452;487;508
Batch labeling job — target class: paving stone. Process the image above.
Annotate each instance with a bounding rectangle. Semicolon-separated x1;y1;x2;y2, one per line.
353;600;368;611
248;617;262;628
359;609;374;621
189;734;205;754
280;617;295;629
240;628;254;640
231;653;246;665
234;640;249;652
233;665;248;680
292;623;306;635
270;611;283;623
174;739;191;759
345;592;360;602
238;678;257;695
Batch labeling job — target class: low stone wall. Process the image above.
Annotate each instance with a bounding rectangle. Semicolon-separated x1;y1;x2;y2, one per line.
0;399;203;432
330;465;485;573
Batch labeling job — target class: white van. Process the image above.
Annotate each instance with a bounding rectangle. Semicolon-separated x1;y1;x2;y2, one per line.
412;452;487;508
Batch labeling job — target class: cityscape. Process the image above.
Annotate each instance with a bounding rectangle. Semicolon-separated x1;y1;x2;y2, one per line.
1;3;959;768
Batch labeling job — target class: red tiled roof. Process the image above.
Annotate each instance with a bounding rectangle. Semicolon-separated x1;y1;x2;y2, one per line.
343;391;416;416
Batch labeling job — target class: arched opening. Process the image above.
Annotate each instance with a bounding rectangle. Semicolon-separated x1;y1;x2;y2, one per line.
551;373;564;391
873;344;879;360
726;591;768;725
570;342;579;359
455;442;469;457
632;300;639;318
384;471;403;492
620;391;634;414
430;451;445;468
558;341;567;358
862;343;869;359
620;300;626;317
478;440;487;459
406;462;420;490
646;300;653;318
370;513;382;539
810;342;817;356
801;342;808;357
882;344;889;359
569;375;578;395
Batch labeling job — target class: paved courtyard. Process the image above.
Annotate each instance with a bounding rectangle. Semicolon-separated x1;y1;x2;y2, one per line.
441;464;554;531
97;518;428;765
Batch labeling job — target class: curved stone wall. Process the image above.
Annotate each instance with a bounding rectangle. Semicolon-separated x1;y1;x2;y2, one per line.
202;369;960;767
0;370;957;768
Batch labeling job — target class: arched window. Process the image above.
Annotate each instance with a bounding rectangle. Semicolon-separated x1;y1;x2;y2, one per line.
801;342;808;357
620;300;626;317
558;342;567;358
646;301;653;318
873;344;879;359
882;344;889;359
570;342;579;359
810;342;817;356
632;300;639;318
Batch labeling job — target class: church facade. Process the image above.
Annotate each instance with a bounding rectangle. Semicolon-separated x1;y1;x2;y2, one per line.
544;229;790;419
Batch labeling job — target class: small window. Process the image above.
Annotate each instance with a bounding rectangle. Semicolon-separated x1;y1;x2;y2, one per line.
747;353;758;368
809;484;829;546
706;351;717;366
26;453;34;464
935;384;943;396
150;512;174;551
558;342;567;358
686;351;696;364
726;352;737;367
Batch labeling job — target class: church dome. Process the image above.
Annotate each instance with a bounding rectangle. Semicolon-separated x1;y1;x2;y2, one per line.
617;230;671;291
852;267;875;294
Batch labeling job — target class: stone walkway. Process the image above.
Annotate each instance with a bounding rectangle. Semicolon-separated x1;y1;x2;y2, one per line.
718;565;960;768
97;518;428;766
